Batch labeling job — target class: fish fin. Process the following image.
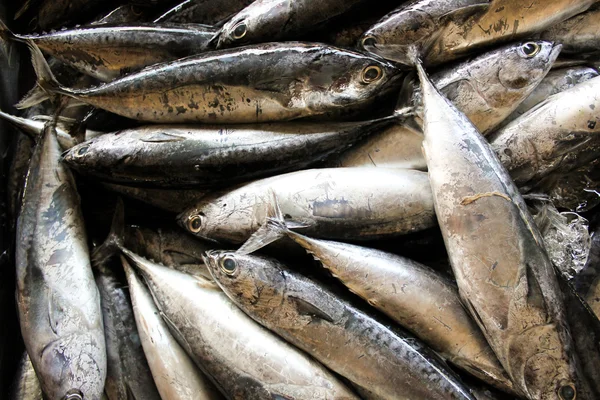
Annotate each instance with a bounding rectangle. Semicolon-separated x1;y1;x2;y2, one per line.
140;132;186;143
15;40;65;109
92;198;126;266
288;295;335;323
438;3;489;25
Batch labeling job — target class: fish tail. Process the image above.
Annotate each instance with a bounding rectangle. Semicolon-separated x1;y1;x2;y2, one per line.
15;40;67;109
92;198;126;266
236;191;303;255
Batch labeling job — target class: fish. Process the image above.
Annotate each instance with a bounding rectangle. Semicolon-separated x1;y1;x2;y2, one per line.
93;4;156;25
9;352;43;400
215;0;368;48
179;167;435;244
16;124;106;400
122;256;224;400
572;215;600;319
204;250;476;400
499;66;599;129
541;6;600;58
63;118;395;187
19;41;401;124
102;183;207;213
154;0;254;24
120;249;361;399
359;0;490;65
238;197;515;394
0;20;217;82
94;260;161;400
490;75;600;187
416;59;590;399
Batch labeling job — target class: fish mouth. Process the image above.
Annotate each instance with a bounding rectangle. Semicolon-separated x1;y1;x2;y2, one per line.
548;43;563;64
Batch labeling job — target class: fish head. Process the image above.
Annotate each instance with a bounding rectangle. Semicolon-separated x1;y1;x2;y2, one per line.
359;8;437;65
215;2;280;48
63;134;133;176
203;250;286;312
497;41;562;91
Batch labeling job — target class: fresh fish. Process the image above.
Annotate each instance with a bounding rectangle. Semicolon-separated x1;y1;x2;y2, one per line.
360;0;490;65
64;118;395;187
239;199;515;394
9;352;43;400
154;0;254;24
121;248;361;399
94;261;160;400
102;183;207;213
215;0;368;48
0;21;217;82
416;60;589;399
541;6;600;58
573;217;600;319
19;41;401;124
204;250;476;400
16;124;106;400
499;66;599;129
490;75;600;187
122;257;223;400
179;167;435;244
7;132;33;225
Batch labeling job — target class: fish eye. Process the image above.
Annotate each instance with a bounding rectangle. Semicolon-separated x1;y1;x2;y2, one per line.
362;36;377;48
362;65;383;83
558;384;576;400
76;146;89;156
220;256;238;275
63;389;83;400
232;22;247;40
521;42;540;58
188;215;202;233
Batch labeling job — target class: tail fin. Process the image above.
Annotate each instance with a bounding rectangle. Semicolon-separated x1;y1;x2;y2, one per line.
92;198;126;265
0;108;43;139
15;40;64;109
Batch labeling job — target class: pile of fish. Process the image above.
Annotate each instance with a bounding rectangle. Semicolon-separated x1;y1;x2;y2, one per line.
0;0;599;399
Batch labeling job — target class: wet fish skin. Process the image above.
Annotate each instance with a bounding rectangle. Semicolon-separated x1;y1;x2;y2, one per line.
1;22;217;82
122;248;361;400
541;6;600;57
122;257;224;400
204;250;476;400
490;75;600;187
16;125;106;400
21;41;401;124
179;167;435;244
102;183;207;213
360;0;490;65
417;61;588;399
94;4;156;25
94;262;161;400
216;0;367;48
9;352;43;400
63;118;394;187
155;0;254;24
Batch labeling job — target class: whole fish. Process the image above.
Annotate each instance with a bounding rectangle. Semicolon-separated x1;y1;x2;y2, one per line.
94;261;160;400
16;124;106;400
120;248;361;400
541;6;600;57
122;257;223;400
0;21;216;82
102;183;207;213
416;60;589;399
9;352;43;400
19;41;401;124
179;167;435;244
238;201;515;394
215;0;368;48
204;250;476;400
490;75;600;186
64;118;395;187
499;66;599;129
154;0;254;24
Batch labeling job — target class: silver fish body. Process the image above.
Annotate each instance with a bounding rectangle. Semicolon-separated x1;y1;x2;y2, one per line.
179;167;435;244
102;183;207;213
541;6;600;57
16;125;106;400
155;0;254;24
122;257;223;400
64;119;394;187
123;249;360;400
22;41;401;124
9;352;43;400
490;75;600;186
204;250;476;400
417;61;589;399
